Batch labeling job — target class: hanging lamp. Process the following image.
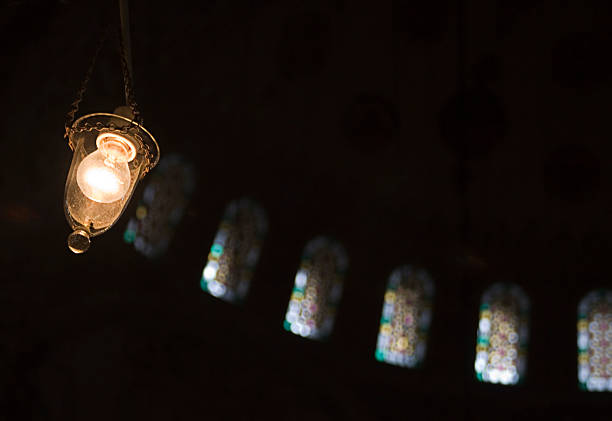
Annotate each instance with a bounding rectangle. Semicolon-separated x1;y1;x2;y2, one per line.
63;1;159;254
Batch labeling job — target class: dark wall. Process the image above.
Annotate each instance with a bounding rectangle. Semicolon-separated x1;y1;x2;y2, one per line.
0;0;611;419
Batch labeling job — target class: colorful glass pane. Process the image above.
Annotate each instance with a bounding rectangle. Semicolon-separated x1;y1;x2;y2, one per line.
200;198;268;303
123;154;195;258
375;265;434;367
474;283;529;385
578;289;612;392
283;237;348;340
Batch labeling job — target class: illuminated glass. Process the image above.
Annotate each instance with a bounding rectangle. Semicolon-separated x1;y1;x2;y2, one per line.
375;265;434;367
474;283;529;385
578;289;612;392
65;113;159;253
200;198;268;303
123;154;195;258
283;237;348;340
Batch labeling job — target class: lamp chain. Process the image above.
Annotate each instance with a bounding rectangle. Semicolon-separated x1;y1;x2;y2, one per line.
117;26;142;125
64;25;111;146
64;24;142;149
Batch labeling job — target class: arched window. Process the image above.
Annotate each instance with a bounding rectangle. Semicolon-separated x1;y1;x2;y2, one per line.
578;289;612;392
283;237;348;340
474;283;529;385
123;154;195;258
200;198;268;303
375;265;434;368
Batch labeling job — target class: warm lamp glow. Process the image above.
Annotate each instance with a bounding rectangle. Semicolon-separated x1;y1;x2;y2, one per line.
64;113;159;253
77;150;130;203
76;133;135;203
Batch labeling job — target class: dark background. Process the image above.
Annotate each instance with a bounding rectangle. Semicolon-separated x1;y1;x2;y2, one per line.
1;0;611;419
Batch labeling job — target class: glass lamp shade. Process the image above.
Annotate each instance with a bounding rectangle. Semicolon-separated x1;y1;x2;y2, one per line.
64;113;159;253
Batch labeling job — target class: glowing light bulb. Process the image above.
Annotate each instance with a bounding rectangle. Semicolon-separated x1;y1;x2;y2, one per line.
75;133;136;203
76;150;131;203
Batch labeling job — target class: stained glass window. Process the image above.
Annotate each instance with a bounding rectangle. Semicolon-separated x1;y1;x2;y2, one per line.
578;289;612;392
474;283;529;385
123;154;195;258
283;237;348;340
200;198;268;303
375;265;434;368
